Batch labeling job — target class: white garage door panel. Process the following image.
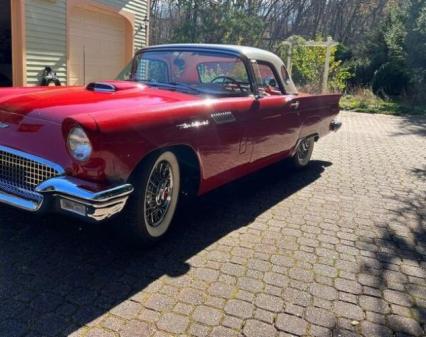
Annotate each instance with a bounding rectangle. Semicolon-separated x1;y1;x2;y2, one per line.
69;7;126;85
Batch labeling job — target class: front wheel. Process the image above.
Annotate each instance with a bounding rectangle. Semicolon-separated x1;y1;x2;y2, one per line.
120;151;180;246
292;137;315;168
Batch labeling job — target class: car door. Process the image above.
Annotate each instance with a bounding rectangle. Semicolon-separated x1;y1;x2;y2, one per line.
250;61;301;163
195;96;256;193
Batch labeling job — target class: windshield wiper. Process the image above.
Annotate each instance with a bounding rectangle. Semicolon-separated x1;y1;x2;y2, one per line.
168;82;201;94
138;80;201;94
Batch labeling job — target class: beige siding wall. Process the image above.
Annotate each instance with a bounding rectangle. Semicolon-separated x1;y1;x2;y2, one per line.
97;0;149;52
24;0;148;85
25;0;67;85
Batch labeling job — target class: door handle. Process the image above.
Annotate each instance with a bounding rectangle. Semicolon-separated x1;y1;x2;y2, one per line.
290;101;300;109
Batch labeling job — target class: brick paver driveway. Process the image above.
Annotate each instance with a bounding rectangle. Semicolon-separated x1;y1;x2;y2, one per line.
0;112;425;337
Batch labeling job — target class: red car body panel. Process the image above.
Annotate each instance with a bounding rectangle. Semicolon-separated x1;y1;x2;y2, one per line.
0;45;341;203
0;82;339;195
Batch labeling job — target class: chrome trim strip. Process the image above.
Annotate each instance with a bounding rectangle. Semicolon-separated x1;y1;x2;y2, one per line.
36;178;133;202
0;147;132;221
36;177;134;221
0;145;65;175
0;189;41;211
210;111;236;124
89;202;130;221
0;178;43;202
0;175;133;221
177;120;210;130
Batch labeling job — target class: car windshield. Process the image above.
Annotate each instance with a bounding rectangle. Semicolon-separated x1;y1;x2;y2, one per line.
130;50;252;97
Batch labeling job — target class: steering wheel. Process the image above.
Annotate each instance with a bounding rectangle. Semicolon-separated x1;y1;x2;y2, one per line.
210;76;243;92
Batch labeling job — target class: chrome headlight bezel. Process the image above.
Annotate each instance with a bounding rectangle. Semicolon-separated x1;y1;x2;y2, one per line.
67;126;93;161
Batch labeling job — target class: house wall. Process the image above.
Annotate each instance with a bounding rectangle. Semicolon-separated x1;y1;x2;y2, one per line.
25;0;67;85
96;0;149;49
23;0;148;86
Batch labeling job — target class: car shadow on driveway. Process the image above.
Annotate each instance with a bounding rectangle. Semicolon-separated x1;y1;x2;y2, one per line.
0;159;331;336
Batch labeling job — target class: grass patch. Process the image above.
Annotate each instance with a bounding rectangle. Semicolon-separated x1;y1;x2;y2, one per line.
340;89;426;115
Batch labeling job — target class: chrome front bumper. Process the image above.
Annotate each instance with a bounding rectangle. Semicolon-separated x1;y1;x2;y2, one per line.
0;177;134;222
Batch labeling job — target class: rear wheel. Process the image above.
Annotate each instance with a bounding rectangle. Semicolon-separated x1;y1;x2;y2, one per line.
120;151;180;246
292;137;315;168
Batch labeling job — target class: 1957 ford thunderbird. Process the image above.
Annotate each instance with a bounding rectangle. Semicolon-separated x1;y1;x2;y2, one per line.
0;44;341;245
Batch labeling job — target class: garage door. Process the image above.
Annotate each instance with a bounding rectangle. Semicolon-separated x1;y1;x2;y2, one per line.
69;6;127;85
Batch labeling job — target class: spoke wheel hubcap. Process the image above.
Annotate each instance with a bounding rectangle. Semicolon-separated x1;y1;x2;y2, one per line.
145;160;174;228
297;139;310;160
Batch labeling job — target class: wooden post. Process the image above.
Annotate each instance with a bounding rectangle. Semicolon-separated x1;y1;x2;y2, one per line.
11;0;26;86
322;37;332;93
286;42;292;77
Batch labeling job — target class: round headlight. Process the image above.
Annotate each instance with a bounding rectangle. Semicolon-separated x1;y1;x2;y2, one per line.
67;126;92;161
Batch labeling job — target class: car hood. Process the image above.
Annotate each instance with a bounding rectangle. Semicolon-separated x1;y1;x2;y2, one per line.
0;81;201;124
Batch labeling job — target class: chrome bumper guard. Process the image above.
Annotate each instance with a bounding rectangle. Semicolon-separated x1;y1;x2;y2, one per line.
0;177;134;222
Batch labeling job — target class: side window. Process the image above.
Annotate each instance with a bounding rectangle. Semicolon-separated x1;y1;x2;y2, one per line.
116;61;132;80
197;61;249;84
253;61;283;95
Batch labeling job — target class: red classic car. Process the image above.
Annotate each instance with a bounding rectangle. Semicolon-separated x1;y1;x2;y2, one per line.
0;44;341;245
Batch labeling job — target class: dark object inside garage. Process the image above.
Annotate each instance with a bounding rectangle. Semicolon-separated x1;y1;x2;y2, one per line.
0;0;12;87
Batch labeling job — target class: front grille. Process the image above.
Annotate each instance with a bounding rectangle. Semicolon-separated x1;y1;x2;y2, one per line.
0;148;62;202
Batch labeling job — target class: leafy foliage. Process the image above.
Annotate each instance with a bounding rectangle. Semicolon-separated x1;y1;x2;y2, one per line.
372;62;411;97
278;36;352;93
405;0;426;101
149;0;426;110
340;89;426;115
150;0;396;47
350;0;426;101
157;1;266;46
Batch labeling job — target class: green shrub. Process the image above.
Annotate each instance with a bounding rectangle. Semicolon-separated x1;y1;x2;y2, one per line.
277;36;352;93
349;1;426;103
340;88;426;115
372;62;411;97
